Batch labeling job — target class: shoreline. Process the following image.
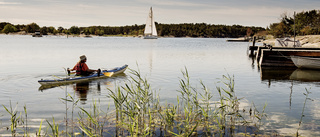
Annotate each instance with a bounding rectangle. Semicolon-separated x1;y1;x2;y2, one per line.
2;32;320;47
261;35;320;47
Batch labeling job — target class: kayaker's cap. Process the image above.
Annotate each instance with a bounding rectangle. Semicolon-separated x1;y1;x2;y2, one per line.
80;55;87;61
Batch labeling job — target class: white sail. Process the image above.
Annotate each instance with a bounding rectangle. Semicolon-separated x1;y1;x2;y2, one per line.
144;7;157;39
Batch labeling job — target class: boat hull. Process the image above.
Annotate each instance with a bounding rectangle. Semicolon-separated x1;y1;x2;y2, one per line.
290;56;320;69
38;64;128;86
143;35;157;39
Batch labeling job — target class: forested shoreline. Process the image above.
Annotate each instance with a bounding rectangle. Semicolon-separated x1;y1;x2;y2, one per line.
0;22;264;38
1;9;319;38
268;9;320;37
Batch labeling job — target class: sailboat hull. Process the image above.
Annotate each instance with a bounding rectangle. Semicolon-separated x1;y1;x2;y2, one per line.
144;35;157;39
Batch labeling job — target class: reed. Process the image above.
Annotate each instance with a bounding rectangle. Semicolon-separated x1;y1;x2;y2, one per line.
37;119;43;136
23;104;28;137
2;67;272;136
46;117;59;137
296;88;313;137
2;101;22;136
77;99;109;136
110;68;156;136
105;68;268;136
60;92;79;135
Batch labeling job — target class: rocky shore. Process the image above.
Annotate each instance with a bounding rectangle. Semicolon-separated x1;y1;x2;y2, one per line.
262;35;320;47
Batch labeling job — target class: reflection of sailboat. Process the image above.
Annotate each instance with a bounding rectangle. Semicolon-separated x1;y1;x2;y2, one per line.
144;7;157;39
289;69;320;82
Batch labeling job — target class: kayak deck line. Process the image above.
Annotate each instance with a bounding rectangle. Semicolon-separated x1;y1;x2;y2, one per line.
38;64;128;86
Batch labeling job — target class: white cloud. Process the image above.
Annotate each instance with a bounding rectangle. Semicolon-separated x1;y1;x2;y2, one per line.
136;0;209;7
0;2;21;5
0;0;319;28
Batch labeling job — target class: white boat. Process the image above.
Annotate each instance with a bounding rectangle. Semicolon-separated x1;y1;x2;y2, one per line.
144;7;157;39
32;31;42;37
290;55;320;69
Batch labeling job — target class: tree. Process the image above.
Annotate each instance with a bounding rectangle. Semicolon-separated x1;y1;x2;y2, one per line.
2;24;17;34
269;10;320;37
69;26;80;34
40;26;48;35
57;26;65;33
0;22;11;31
62;29;69;34
25;23;40;33
300;26;312;35
47;26;56;34
246;28;253;37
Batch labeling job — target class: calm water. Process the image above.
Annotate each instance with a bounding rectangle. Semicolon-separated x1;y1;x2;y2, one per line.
0;34;320;136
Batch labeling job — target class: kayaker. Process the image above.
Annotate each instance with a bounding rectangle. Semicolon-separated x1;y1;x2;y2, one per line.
69;55;98;76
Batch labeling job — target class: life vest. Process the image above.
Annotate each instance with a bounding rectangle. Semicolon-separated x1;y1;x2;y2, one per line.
76;62;85;75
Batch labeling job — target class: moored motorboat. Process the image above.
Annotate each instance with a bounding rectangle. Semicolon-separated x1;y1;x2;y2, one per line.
290;56;320;69
32;31;42;37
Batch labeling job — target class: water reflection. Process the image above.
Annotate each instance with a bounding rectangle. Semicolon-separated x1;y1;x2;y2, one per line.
290;69;320;82
73;82;90;104
260;67;320;85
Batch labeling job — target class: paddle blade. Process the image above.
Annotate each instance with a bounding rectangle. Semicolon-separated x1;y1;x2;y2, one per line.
103;72;114;77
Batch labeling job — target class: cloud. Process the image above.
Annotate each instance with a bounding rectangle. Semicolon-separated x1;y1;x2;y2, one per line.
0;2;21;5
1;0;319;28
136;0;209;7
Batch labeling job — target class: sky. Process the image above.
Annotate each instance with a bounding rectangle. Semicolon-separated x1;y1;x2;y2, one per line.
0;0;319;28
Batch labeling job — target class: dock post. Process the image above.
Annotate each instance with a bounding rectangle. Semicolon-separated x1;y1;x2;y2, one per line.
250;36;256;55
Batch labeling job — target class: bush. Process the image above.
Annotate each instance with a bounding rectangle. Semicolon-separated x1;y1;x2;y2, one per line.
2;24;17;34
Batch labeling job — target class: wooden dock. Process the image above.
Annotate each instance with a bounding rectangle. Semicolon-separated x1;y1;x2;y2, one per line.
249;45;320;67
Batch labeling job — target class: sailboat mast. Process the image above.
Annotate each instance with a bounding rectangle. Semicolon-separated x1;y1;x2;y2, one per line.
294;11;296;47
150;7;153;35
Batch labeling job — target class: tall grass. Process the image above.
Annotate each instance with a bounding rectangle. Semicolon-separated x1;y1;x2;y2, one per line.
104;68;268;136
77;99;110;136
296;88;313;137
1;68;272;136
2;101;21;136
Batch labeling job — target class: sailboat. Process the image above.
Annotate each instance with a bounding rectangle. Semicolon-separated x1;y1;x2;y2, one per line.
144;7;157;39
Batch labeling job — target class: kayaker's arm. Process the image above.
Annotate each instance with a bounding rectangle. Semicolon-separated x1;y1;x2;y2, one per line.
87;69;98;73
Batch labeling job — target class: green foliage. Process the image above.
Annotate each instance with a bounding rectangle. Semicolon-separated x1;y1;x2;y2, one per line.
46;117;59;137
25;22;40;33
0;21;264;37
2;24;17;34
40;26;57;35
14;24;26;31
157;23;265;38
268;9;320;37
69;26;80;34
0;22;10;30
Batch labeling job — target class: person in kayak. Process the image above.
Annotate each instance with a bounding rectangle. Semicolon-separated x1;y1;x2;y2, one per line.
69;55;98;76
